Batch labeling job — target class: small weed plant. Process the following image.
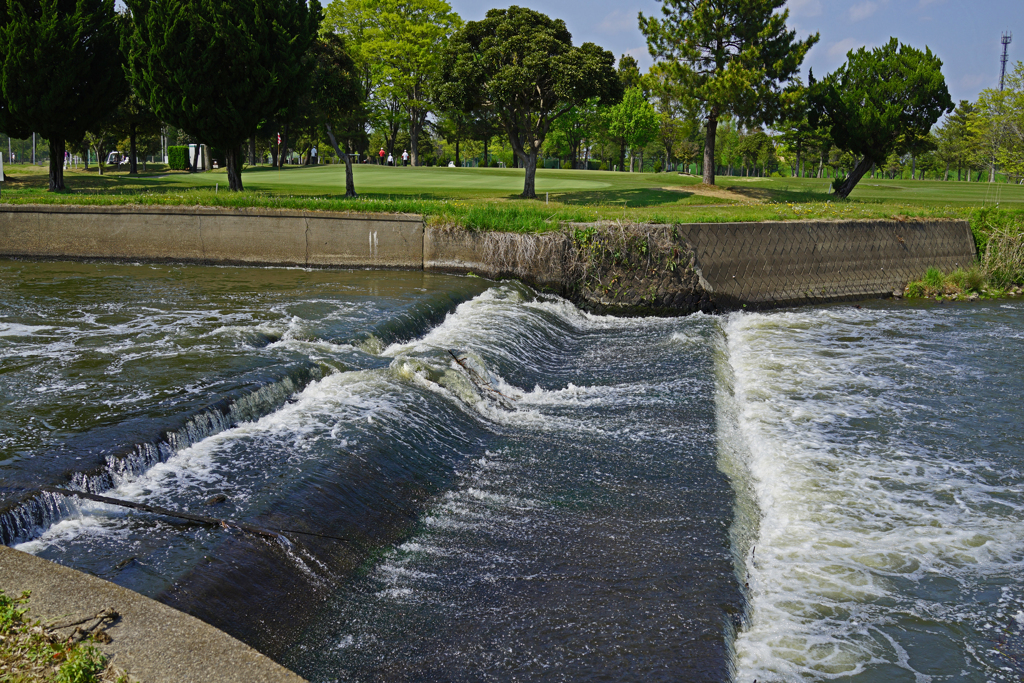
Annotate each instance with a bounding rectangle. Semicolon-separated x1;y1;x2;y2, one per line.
0;590;127;682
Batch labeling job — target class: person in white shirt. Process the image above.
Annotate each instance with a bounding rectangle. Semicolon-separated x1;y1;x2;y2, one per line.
401;150;409;166
387;153;394;166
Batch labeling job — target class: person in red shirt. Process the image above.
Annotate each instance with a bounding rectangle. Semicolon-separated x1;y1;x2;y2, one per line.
378;148;386;165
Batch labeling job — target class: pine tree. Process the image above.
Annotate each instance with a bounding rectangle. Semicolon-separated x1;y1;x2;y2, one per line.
640;0;818;186
0;0;126;190
125;0;319;191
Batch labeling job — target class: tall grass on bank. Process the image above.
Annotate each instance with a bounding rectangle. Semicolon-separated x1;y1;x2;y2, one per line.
970;208;1024;286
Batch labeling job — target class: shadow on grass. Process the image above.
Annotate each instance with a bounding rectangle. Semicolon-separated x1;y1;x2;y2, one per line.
557;188;709;207
721;183;836;204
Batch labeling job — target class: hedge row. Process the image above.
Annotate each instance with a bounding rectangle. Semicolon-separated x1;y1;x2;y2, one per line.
168;146;189;170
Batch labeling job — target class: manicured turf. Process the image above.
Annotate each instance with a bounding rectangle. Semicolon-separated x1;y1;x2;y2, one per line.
3;162;1023;231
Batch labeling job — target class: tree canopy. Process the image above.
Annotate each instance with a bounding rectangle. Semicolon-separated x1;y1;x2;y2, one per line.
640;0;817;185
437;5;622;198
607;87;660;172
125;0;319;190
810;37;953;198
0;0;125;190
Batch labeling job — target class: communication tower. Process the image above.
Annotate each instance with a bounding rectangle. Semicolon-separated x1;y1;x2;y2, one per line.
1000;32;1012;91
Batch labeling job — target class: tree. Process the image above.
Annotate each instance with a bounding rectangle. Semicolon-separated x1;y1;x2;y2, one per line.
309;34;366;197
438;6;622;198
935;101;978;181
110;92;163;175
607;87;659;172
323;0;460;167
0;0;126;190
810;38;953;198
640;0;817;186
973;64;1024;183
125;0;319;191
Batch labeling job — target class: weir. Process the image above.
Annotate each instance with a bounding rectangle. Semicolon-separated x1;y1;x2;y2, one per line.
1;210;1015;683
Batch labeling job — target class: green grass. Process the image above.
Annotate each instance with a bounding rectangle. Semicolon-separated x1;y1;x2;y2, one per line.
4;162;1024;234
0;589;122;683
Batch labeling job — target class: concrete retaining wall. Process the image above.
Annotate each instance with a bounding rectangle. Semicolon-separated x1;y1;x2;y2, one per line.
0;204;422;268
0;205;977;312
677;219;976;309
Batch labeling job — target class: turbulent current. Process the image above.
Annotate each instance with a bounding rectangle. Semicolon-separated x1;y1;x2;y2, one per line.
1;259;1022;682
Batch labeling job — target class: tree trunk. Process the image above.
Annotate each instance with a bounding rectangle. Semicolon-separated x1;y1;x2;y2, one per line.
703;115;717;185
629;151;634;173
410;115;420;167
280;124;289;167
324;122;357;198
521;149;538;198
483;137;488;167
944;162;949;181
618;137;626;171
270;144;278;168
249;135;256;166
833;156;874;199
129;123;138;175
455;138;460;167
47;138;65;191
225;145;244;191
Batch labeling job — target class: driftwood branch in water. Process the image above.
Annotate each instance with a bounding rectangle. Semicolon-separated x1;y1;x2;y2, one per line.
40;487;362;548
41;486;280;539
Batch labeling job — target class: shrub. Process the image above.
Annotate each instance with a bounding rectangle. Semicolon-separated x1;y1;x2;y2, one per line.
168;145;189;170
923;267;944;289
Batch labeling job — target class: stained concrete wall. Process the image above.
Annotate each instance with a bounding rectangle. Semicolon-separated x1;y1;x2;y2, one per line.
677;219;976;309
0;204;422;268
0;206;977;311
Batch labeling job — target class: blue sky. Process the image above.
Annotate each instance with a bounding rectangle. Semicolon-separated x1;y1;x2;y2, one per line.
444;0;1023;104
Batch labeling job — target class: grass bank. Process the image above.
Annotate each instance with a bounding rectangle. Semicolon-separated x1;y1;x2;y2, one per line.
3;162;1023;285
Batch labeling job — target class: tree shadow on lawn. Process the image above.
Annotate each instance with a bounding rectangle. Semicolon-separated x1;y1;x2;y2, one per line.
721;183;833;204
556;187;719;207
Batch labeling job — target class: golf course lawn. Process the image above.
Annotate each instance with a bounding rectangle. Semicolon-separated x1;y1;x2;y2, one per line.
2;162;1022;230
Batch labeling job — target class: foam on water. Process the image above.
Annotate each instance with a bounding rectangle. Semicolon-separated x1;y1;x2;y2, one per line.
721;304;1024;682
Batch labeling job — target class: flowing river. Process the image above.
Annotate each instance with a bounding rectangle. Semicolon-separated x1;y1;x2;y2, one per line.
1;259;1021;682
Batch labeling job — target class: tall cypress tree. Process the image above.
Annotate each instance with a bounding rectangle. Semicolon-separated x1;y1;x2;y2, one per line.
0;0;126;190
125;0;318;191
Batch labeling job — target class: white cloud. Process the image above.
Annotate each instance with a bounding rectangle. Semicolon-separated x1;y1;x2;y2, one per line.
849;1;880;21
828;38;864;59
597;9;633;35
787;0;823;18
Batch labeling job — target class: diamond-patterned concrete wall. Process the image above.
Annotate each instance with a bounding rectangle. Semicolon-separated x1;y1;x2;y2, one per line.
676;219;975;309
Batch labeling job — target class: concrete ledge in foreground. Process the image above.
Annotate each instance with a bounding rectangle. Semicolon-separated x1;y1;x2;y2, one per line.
0;545;307;683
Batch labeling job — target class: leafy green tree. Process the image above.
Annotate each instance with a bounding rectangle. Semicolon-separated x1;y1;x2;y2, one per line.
125;0;319;190
640;0;817;186
972;65;1024;182
607;87;659;172
0;0;125;190
935;101;978;181
323;0;460;166
810;38;953;198
109;92;163;175
309;34;366;197
547;96;602;168
438;6;622;198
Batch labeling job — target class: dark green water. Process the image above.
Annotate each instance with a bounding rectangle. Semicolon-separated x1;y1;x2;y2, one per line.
2;259;1022;682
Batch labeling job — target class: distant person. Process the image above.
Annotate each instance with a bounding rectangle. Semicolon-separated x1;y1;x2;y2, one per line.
448;160;455;167
387;152;394;166
378;148;385;165
401;150;409;167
